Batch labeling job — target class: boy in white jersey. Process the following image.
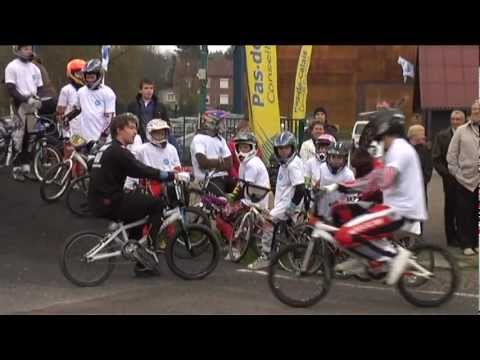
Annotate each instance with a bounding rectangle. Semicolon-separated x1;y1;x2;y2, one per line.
69;59;116;143
56;59;86;138
248;131;305;270
324;109;427;285
310;141;355;221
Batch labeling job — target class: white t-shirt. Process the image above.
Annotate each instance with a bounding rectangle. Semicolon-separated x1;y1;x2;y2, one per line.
274;156;305;210
57;84;82;137
239;156;271;209
4;59;43;97
136;142;180;171
190;133;231;180
383;138;427;221
299;139;316;163
75;84;116;142
313;161;355;220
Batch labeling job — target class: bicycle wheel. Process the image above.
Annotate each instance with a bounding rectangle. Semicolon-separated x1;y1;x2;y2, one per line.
40;162;72;202
275;223;312;272
33;144;61;181
60;231;116;287
268;242;333;308
181;206;210;227
66;174;92;217
165;224;220;280
397;243;459;308
229;211;254;263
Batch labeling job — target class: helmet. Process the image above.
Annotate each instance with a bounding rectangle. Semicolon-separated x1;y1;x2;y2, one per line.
83;59;104;90
12;45;35;62
66;59;86;87
326;141;350;174
314;134;336;161
369;109;406;141
146;119;170;147
273;131;297;165
200;109;228;135
234;132;257;163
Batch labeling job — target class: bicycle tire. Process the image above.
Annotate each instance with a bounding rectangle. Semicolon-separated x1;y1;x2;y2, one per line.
34;144;61;181
165;224;219;280
268;242;333;308
40;162;72;202
229;211;254;263
397;243;459;308
66;174;92;218
60;231;116;287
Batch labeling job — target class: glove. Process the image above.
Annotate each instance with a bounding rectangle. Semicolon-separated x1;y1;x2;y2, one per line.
225;193;237;203
320;183;339;193
175;171;191;183
285;202;298;219
27;96;42;109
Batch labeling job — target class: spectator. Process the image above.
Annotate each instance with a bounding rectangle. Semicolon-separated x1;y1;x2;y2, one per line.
312;106;338;138
446;101;480;256
407;125;432;204
410;113;424;127
32;56;57;115
4;45;43;181
299;119;325;162
127;78;169;143
227;119;264;179
432;110;465;248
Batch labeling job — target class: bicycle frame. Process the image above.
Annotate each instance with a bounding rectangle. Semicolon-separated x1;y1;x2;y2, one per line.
309;221;434;280
84;207;184;263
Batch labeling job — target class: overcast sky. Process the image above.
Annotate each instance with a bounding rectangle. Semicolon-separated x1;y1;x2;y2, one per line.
157;45;230;53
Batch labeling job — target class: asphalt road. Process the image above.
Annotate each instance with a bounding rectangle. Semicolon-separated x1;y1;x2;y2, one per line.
0;166;477;315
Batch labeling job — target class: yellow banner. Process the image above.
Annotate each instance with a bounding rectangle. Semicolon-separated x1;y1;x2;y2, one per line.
292;45;313;120
244;45;281;150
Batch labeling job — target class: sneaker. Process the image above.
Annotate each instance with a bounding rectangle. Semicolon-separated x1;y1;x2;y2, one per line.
224;247;240;261
133;262;159;278
386;247;412;285
247;254;270;270
21;164;31;174
334;258;366;276
463;248;476;256
12;167;25;182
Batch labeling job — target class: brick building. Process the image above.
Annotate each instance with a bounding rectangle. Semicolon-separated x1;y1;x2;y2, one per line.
206;57;233;111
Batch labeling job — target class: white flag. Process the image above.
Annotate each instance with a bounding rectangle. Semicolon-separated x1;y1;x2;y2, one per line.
101;45;111;71
397;56;414;83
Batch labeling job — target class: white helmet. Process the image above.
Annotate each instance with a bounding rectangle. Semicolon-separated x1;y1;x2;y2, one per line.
234;132;257;163
146;118;170;147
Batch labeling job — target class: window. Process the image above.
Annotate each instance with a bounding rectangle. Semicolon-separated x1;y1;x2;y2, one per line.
206;95;210;105
220;78;229;89
219;94;229;105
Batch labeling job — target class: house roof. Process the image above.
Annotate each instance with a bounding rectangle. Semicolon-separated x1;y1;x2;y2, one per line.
419;46;479;109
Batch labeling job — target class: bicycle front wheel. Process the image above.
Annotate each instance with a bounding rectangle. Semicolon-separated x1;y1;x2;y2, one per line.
397;243;459;307
33;144;61;181
60;231;116;287
165;224;219;280
40;162;72;202
66;174;92;217
268;242;333;308
229;211;254;263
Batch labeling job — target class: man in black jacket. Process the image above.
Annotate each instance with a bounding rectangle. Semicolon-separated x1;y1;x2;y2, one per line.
88;112;183;276
431;110;466;247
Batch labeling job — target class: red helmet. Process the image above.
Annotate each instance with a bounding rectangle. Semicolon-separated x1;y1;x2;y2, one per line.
66;59;87;86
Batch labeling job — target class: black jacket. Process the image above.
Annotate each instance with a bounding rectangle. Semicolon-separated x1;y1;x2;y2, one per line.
88;139;174;210
432;127;454;179
127;93;170;141
413;143;433;186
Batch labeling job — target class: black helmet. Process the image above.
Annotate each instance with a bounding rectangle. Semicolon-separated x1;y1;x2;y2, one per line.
234;132;257;162
12;45;35;62
273;131;297;165
83;59;104;90
370;109;406;141
326;141;350;174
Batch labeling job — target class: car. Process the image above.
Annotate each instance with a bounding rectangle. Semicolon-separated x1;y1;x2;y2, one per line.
351;120;369;148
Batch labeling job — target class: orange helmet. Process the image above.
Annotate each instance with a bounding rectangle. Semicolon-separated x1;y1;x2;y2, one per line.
66;59;87;86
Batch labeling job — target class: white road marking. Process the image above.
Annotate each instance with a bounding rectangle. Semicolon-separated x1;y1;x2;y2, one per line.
236;268;479;299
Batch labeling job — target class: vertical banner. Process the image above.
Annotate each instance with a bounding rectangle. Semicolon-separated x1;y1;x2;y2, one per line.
244;45;281;157
292;45;313;120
